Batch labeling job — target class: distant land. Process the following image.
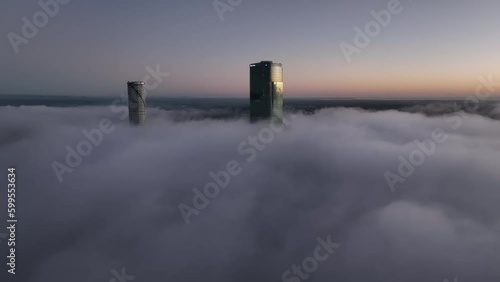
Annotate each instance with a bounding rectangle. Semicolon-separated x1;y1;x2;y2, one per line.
1;94;499;121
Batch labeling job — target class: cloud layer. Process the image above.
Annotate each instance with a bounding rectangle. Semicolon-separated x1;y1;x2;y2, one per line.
1;104;500;282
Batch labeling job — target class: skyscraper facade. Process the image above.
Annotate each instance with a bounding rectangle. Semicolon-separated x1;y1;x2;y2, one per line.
127;81;147;125
249;61;284;122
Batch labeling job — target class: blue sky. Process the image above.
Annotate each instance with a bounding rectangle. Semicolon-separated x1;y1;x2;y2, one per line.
2;0;500;97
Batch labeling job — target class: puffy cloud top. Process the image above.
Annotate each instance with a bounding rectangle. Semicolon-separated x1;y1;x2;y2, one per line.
1;104;500;282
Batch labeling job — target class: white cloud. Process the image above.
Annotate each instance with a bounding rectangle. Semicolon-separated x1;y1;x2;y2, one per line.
1;105;500;282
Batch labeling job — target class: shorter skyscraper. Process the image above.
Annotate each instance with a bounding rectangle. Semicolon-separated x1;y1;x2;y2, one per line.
249;61;284;122
127;81;147;125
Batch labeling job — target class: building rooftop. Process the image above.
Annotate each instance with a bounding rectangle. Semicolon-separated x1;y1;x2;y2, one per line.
250;61;282;67
127;81;145;85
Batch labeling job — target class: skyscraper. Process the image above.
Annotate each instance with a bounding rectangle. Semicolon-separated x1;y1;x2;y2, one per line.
249;61;284;122
127;81;147;125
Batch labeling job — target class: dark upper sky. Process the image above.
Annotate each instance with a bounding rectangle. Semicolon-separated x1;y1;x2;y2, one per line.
2;0;500;97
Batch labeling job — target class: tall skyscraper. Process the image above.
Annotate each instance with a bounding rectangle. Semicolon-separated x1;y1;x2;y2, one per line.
249;61;284;122
127;81;147;125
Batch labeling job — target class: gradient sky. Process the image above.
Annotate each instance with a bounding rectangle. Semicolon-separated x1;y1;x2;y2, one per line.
2;0;500;97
